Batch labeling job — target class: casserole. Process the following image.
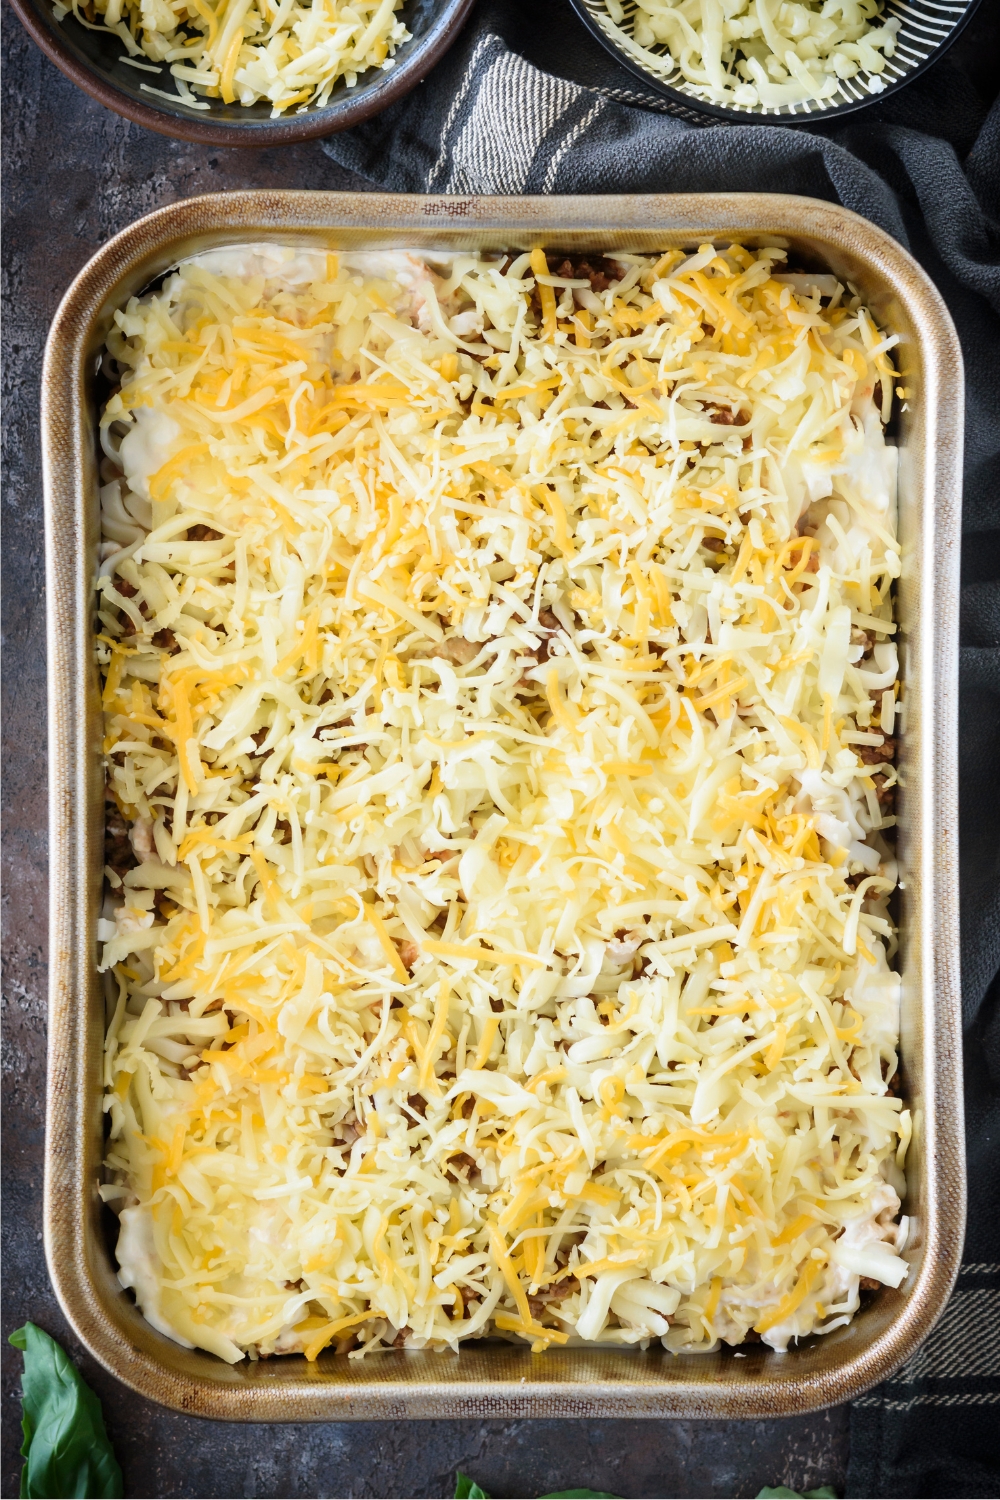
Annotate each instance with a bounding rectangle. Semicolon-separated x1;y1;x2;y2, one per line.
43;190;965;1419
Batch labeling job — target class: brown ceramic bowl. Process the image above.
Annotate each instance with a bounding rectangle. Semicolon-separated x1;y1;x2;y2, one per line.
7;0;474;145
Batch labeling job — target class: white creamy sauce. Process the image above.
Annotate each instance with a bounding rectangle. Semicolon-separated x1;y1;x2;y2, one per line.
119;408;182;502
116;1205;196;1350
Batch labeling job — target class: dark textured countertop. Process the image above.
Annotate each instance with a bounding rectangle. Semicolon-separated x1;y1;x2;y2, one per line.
1;15;850;1494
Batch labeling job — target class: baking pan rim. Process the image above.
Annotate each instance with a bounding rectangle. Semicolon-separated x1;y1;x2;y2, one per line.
43;189;965;1420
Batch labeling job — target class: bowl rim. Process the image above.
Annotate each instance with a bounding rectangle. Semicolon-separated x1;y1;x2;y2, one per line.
566;0;985;126
7;0;475;146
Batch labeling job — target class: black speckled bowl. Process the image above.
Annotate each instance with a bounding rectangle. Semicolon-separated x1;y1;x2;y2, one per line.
567;0;984;125
9;0;474;145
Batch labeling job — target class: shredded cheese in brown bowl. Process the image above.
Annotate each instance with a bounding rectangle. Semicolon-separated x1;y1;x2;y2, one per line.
96;242;909;1366
10;0;473;144
55;0;411;115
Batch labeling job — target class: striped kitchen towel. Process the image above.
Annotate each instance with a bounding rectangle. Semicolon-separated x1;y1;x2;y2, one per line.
849;1260;1000;1495
323;6;1000;1493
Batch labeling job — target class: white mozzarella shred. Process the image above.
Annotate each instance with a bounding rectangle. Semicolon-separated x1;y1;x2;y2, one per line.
613;0;902;110
98;241;909;1365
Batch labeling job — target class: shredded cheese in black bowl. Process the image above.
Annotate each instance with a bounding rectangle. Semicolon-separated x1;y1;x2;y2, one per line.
567;0;984;124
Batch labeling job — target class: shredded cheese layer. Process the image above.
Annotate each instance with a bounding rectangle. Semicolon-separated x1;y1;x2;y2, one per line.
607;0;901;109
54;0;409;116
98;242;909;1366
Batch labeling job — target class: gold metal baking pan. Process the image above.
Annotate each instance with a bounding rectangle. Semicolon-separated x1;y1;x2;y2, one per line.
42;191;965;1420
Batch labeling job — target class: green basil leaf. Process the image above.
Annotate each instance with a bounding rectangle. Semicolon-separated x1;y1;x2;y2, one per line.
454;1481;619;1499
538;1490;621;1497
756;1488;837;1498
8;1324;123;1499
454;1473;490;1498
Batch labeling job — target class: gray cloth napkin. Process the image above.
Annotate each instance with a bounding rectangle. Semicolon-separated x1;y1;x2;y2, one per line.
324;8;1000;1492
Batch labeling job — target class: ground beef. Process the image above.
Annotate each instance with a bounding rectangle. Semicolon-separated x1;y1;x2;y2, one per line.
104;792;136;879
871;773;895;811
528;1278;580;1323
112;575;150;635
186;524;223;542
552;256;618;294
855;736;895;764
